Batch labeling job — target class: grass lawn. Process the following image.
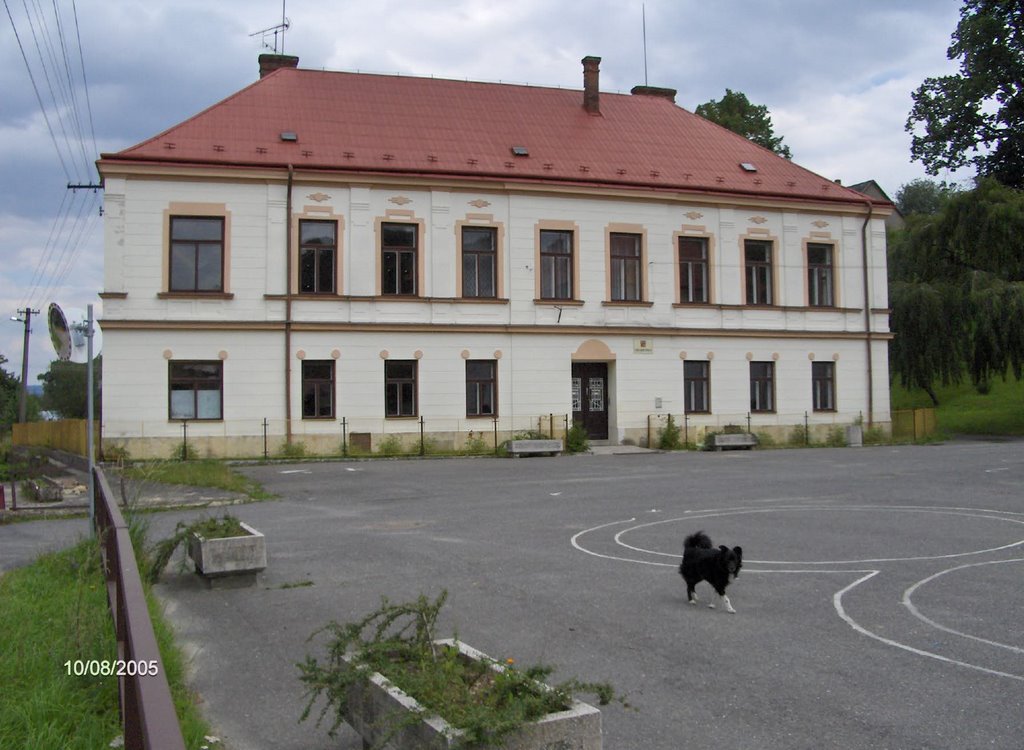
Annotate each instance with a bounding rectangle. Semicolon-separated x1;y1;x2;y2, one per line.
0;534;214;749
891;376;1024;436
121;458;273;500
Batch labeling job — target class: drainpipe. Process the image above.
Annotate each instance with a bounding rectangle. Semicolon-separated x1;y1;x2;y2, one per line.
860;199;874;427
285;165;294;444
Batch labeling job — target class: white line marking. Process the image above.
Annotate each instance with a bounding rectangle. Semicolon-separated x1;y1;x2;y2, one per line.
611;507;1024;564
834;571;1024;682
902;558;1024;655
280;469;312;474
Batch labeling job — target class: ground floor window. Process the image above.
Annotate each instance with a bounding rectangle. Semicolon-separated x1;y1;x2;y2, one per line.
683;360;710;413
169;361;222;420
385;360;417;417
302;360;335;418
466;360;497;416
749;361;775;413
812;361;836;411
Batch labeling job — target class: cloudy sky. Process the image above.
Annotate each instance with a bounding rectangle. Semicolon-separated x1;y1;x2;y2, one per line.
1;0;968;384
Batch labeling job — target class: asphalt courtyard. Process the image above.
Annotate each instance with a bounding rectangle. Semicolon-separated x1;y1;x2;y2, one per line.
5;441;1023;749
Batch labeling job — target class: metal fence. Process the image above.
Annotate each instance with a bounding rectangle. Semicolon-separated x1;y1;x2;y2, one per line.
93;466;186;750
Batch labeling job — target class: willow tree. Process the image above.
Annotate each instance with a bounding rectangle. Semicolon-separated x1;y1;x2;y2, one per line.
889;178;1024;403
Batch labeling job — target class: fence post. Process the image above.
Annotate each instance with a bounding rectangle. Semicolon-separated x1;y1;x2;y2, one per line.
684;414;690;447
805;411;810;446
181;421;189;461
262;418;269;460
492;416;499;456
419;416;425;456
647;414;652;449
746;412;751;433
341;417;348;457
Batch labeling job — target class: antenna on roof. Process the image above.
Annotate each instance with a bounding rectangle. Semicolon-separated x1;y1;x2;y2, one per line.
642;4;649;86
249;0;290;54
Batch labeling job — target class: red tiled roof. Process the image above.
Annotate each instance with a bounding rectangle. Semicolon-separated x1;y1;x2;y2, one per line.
101;66;880;206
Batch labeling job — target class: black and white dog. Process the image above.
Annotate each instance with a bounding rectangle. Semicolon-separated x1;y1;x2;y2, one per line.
679;531;743;613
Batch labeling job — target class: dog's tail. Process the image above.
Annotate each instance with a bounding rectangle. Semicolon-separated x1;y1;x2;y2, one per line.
684;531;713;549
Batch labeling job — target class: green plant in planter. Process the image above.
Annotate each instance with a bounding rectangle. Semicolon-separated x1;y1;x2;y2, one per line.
298;590;620;748
145;514;248;584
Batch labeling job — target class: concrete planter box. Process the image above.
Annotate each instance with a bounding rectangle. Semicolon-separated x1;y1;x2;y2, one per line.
341;639;602;749
188;521;266;588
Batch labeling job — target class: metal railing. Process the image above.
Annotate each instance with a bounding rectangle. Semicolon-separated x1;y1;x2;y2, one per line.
92;466;186;750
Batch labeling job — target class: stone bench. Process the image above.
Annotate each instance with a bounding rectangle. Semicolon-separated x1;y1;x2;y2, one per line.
709;432;758;451
507;439;564;457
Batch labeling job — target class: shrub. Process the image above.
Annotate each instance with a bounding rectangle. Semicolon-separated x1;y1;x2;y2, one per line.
298;591;620;747
171;441;198;461
825;426;847;447
565;423;590;453
278;441;307;459
376;435;404;457
657;415;683;450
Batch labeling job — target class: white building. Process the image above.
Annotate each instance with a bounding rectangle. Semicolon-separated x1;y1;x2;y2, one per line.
97;55;892;459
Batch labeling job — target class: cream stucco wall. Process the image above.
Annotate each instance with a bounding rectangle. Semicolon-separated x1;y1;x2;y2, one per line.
100;171;890;459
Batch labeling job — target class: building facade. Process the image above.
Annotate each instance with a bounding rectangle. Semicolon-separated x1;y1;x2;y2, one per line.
98;55;892;459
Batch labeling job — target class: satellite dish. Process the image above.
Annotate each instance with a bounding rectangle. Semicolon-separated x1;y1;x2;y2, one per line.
48;303;103;363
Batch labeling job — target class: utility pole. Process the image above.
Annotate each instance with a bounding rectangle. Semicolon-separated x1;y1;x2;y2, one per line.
13;308;39;423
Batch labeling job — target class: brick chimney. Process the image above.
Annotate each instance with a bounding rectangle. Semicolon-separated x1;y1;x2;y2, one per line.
631;85;678;103
259;54;300;78
582;56;601;114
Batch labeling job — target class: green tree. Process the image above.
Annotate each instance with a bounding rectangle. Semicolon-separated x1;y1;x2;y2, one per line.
894;178;962;216
694;89;792;158
37;356;101;419
906;1;1024;188
0;353;20;431
889;179;1024;402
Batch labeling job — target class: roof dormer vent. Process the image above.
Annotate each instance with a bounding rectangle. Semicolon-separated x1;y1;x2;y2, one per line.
280;131;298;142
511;146;529;157
740;162;757;172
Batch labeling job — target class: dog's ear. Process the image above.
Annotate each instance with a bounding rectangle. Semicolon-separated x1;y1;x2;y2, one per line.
733;546;743;559
718;545;729;553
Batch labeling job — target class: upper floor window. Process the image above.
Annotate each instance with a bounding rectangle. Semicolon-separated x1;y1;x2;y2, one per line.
808;243;835;307
302;360;335;419
299;220;337;294
683;360;710;413
466;359;497;417
679;237;709;303
169;361;222;420
170;217;224;292
462;226;497;298
539;229;574;300
744;239;773;305
750;361;775;413
381;223;418;296
812;361;836;412
609;232;642;301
